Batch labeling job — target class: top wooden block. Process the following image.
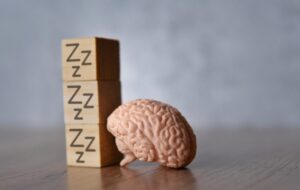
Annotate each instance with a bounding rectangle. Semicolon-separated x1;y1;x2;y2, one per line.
62;37;120;81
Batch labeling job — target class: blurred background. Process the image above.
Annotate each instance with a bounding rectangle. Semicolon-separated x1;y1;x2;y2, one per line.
0;0;299;128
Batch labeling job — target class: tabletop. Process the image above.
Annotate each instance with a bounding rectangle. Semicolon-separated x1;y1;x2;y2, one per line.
0;126;300;190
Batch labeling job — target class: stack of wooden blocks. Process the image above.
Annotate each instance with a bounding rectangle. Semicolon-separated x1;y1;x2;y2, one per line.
62;37;122;167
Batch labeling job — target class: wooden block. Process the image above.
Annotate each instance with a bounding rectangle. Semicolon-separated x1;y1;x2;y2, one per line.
63;81;99;124
65;124;122;167
63;81;121;124
62;37;120;81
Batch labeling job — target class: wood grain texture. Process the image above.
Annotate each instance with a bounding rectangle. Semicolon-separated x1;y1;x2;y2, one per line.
62;37;120;81
1;126;300;190
63;81;121;124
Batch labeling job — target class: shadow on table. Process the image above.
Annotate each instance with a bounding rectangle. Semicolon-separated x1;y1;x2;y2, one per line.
120;166;198;189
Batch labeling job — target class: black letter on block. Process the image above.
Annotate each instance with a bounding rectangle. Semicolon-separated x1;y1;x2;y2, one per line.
69;129;84;147
75;151;85;163
66;43;80;62
74;108;83;120
81;50;92;65
72;66;81;77
85;136;96;152
83;93;94;109
68;85;82;104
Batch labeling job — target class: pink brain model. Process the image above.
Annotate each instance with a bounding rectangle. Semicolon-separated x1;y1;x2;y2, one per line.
107;99;197;168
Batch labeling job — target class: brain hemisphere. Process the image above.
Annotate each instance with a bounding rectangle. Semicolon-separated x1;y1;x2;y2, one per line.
107;99;197;168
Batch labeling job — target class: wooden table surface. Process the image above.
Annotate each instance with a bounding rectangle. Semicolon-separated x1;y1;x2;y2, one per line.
0;126;300;190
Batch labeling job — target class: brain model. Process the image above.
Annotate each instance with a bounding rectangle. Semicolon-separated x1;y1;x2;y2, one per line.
107;99;197;168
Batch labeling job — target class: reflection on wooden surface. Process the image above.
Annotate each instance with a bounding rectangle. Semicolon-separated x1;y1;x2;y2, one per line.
1;126;300;190
67;164;197;190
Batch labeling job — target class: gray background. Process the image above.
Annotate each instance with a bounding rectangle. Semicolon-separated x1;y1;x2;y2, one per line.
0;0;299;128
